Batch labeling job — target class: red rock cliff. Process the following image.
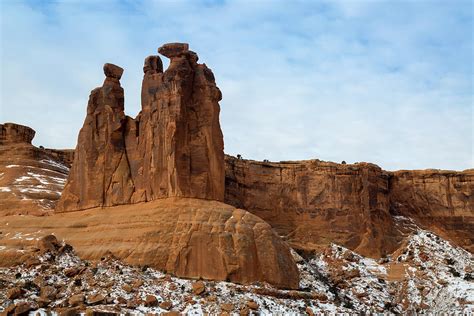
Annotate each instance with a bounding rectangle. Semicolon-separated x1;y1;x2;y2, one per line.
224;156;403;258
224;156;473;257
389;169;473;253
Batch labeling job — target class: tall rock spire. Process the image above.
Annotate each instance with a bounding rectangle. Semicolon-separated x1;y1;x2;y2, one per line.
56;63;134;211
133;43;224;202
56;43;225;212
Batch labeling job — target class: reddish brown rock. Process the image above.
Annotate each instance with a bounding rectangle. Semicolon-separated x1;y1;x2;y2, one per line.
192;281;205;295
0;123;35;145
131;43;224;202
0;123;70;216
7;287;22;299
13;302;33;315
40;285;57;300
157;42;189;58
224;156;473;257
224;156;401;258
38;235;61;253
143;55;163;74
389;169;474;253
144;295;158;307
68;294;84;307
57;43;224;211
159;301;172;310
55;62;132;212
246;300;258;310
1;198;300;289
103;63;124;80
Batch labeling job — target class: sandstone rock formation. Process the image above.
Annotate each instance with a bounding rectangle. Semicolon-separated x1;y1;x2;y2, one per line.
55;63;133;211
389;169;474;253
0;123;70;215
56;43;224;212
224;156;474;257
224;156;403;258
1;198;300;289
0;122;35;145
52;44;298;288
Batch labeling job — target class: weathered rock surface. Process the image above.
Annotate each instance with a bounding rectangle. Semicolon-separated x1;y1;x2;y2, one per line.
56;43;224;212
0;123;70;216
224;156;473;257
389;169;474;253
55;62;132;211
224;156;401;258
0;122;35;145
1;198;299;289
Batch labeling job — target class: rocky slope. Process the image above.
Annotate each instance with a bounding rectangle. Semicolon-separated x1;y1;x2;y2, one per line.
224;155;473;257
0;228;472;314
0;123;71;216
0;198;299;289
390;169;474;253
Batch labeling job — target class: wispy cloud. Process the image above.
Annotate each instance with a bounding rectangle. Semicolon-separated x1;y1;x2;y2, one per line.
1;0;472;170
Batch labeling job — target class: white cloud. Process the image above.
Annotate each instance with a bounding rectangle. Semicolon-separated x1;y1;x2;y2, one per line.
0;0;472;170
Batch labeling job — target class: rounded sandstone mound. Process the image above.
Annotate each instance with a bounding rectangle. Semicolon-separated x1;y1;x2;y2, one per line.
0;198;299;289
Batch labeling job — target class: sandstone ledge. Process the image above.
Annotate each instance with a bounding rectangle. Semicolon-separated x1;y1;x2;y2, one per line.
0;197;299;289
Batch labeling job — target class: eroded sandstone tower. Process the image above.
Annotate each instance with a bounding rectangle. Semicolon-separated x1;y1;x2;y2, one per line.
56;43;225;212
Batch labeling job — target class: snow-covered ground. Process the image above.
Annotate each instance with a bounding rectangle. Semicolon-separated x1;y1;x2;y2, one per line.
0;159;69;210
0;229;472;314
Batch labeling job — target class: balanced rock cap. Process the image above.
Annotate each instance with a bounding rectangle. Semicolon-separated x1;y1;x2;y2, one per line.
103;63;124;80
158;43;189;58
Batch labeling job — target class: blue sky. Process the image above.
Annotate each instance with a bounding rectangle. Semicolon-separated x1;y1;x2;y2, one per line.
1;0;472;170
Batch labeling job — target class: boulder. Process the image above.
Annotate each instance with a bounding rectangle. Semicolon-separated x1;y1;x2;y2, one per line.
38;235;61;253
158;42;189;58
144;295;158;307
7;287;22;299
103;63;124;80
68;294;84;307
192;281;205;295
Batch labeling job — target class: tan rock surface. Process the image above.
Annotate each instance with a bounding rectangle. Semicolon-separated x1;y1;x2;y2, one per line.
0;198;299;289
0;123;70;216
224;155;402;258
55;62;133;212
57;43;224;212
389;169;474;253
224;155;474;257
131;43;224;202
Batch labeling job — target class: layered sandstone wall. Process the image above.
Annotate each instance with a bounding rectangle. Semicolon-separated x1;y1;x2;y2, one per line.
0;123;69;215
224;155;402;258
389;169;474;253
224;156;473;257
